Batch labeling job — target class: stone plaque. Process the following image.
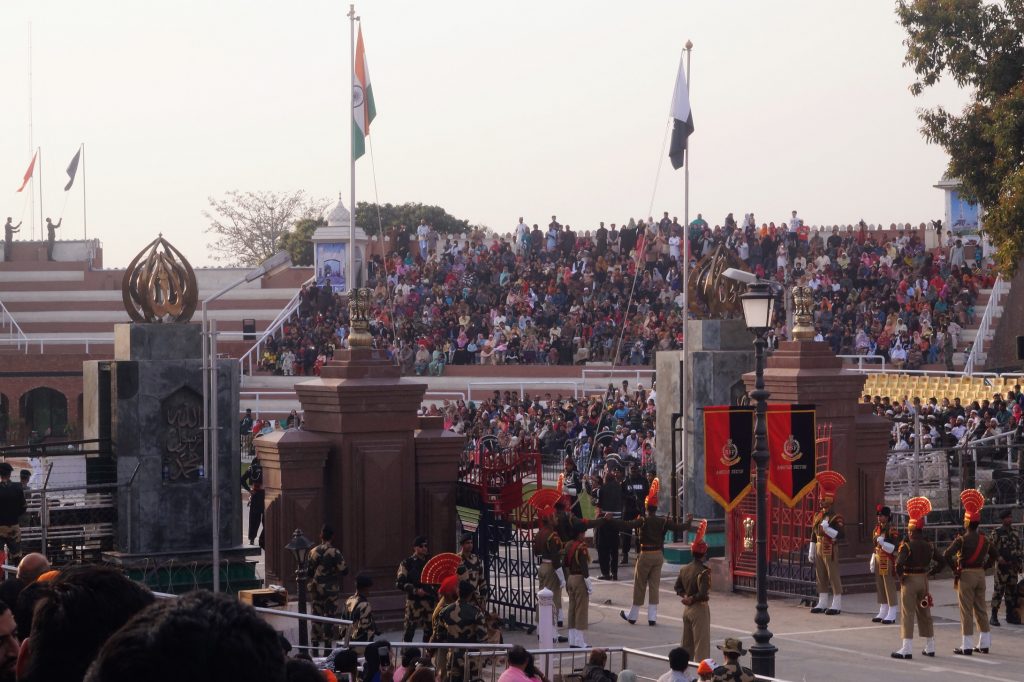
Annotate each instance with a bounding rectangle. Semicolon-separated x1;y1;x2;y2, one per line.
161;387;204;482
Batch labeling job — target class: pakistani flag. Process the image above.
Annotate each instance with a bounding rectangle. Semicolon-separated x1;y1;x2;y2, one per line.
352;26;376;160
668;56;694;170
65;147;82;191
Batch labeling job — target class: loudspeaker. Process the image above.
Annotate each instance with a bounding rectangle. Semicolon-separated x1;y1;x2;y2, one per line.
243;318;256;342
1017;335;1024;361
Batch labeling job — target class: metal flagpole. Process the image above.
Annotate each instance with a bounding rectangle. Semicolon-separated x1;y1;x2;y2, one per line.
678;40;693;516
348;4;358;295
38;148;44;242
82;143;87;239
28;23;36;240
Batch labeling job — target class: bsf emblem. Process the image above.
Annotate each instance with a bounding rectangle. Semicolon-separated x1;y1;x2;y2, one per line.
781;434;802;462
720;439;741;467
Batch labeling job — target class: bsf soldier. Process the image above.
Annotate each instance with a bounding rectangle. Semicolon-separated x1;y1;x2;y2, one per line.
674;520;711;662
456;533;487;610
436;580;486;682
892;497;944;660
430;575;460;681
396;535;436;642
615;481;692;626
306;524;349;656
943;489;998;655
342;573;380;643
870;504;900;624
619;462;650;565
809;471;845;615
533;505;567;637
991;508;1022;626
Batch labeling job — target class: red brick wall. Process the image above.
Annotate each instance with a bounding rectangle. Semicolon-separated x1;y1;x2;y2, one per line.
0;354;86;442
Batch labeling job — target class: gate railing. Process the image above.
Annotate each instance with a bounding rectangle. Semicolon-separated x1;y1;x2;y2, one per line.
964;274;1008;376
0;298;28;351
238;276;314;377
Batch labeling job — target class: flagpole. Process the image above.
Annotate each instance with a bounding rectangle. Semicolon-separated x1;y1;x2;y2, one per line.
82;143;87;240
679;40;693;518
348;4;358;295
28;23;36;240
38;147;44;244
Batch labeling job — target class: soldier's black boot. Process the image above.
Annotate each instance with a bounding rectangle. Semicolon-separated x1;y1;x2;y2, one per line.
1007;606;1021;625
403;626;416;643
990;607;1000;627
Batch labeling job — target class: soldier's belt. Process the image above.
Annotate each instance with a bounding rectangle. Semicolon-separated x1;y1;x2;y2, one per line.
961;567;984;572
903;569;928;574
640;545;663;552
539;559;552;564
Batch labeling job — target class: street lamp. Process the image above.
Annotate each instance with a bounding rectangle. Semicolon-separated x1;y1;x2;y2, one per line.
202;250;291;592
738;280;778;677
285;528;314;649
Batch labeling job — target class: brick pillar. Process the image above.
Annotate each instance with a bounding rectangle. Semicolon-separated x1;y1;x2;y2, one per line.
414;416;464;552
256;429;330;590
744;340;890;592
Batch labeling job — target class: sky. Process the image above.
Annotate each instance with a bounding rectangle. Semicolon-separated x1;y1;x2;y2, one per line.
0;1;969;268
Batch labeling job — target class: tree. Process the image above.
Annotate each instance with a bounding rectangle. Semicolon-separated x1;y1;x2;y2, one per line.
897;0;1024;272
354;202;472;236
204;190;329;266
277;217;323;267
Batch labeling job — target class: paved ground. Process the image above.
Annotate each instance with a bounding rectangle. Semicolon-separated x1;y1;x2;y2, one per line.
241;503;1023;682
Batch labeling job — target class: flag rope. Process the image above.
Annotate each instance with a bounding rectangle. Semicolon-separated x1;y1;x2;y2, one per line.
58;191;70;221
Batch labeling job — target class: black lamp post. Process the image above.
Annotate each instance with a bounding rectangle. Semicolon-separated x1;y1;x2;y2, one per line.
285;528;314;649
739;282;778;678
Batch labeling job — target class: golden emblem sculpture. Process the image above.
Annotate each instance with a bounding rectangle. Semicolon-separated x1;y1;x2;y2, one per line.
791;282;815;340
122;235;199;323
347;287;374;348
686;243;748;318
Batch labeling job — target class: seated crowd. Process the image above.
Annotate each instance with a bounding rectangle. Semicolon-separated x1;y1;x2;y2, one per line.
255;211;992;379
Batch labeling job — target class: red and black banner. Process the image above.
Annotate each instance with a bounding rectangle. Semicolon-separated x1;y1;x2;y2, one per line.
704;405;754;512
766;404;817;507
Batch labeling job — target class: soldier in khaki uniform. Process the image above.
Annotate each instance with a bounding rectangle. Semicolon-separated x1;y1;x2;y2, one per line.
615;480;692;626
396;535;436;642
711;638;754;682
563;520;595;648
429;575;459;681
892;497;944;660
943;489;998;655
533;505;567;639
436;580;486;682
306;524;349;656
674;520;711;662
991;507;1022;625
342;573;379;643
870;505;900;624
808;471;845;615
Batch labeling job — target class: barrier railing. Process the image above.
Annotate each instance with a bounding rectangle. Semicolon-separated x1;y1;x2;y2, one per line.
0;298;28;351
964;274;1009;376
581;367;656;386
467;380;584;400
0;335;111;354
836;354;886;371
238;277;314;377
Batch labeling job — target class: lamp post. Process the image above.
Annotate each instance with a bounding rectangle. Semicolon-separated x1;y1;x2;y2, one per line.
285;528;314;649
739;281;778;678
202;250;291;592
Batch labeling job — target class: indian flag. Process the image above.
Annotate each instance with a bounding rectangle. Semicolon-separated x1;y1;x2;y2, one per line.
352;26;376;160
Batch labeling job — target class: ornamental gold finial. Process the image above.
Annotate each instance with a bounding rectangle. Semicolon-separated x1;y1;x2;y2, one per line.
347;287;373;348
791;282;815;340
121;236;199;323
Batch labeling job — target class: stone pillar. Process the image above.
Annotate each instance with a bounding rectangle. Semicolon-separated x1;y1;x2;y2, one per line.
292;347;432;624
256;429;330;589
414;416;463;552
744;340;889;591
656;320;754;519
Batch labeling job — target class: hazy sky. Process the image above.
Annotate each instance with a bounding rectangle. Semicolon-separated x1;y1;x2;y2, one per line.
1;1;968;268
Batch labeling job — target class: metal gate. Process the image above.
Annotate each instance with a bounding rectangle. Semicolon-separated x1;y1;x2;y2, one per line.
457;443;544;631
730;423;832;598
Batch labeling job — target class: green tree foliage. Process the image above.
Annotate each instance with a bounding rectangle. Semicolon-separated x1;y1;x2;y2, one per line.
204;190;328;266
898;0;1024;272
277;217;324;266
354;202;472;236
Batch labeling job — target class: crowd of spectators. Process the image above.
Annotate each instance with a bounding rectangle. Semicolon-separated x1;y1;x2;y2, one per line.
255;211;993;379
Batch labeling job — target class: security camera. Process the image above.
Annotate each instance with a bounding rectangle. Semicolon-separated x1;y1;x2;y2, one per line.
722;268;758;285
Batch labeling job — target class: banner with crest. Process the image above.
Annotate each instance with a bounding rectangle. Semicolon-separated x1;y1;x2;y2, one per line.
703;405;754;512
766;404;817;507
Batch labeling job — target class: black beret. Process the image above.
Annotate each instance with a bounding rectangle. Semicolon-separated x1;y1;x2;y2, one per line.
0;463;12;477
356;573;374;589
460;533;474;545
414;535;428;547
999;508;1013;520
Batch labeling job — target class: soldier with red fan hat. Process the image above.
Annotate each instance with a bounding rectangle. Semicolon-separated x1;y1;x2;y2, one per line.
870;504;900;625
531;497;568;641
809;471;846;615
612;479;693;626
430;575;461;680
674;518;711;661
892;496;945;660
943;489;998;655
